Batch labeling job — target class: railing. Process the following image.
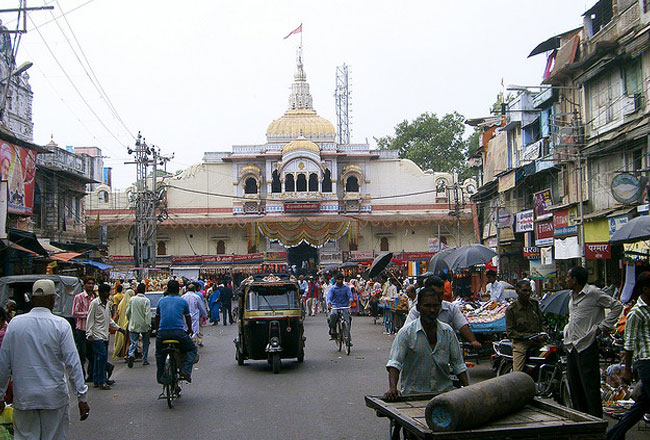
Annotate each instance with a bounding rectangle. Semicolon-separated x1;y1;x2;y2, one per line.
38;147;92;179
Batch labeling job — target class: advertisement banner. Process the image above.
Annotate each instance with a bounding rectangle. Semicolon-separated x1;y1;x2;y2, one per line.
348;251;374;261
585;243;611;260
530;260;557;280
523;247;540;259
516;210;534;233
553;209;578;236
110;255;136;264
540;246;554;265
264;251;287;261
284;202;320;213
535;220;554;247
609;214;631;236
554;236;582;260
533;189;553;218
0;142;37;215
0;181;6;239
404;252;435;260
497;209;514;229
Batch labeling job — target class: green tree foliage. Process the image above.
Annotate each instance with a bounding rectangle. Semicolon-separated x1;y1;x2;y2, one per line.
376;112;475;179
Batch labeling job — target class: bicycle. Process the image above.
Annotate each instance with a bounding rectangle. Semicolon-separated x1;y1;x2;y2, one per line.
331;306;351;355
158;339;184;408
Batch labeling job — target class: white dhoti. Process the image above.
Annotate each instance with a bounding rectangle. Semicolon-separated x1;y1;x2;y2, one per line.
13;403;69;440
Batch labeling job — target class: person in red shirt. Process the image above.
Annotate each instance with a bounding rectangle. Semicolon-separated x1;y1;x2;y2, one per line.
442;273;453;302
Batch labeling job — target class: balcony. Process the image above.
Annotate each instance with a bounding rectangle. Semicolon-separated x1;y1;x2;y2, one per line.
583;0;640;58
38;147;95;183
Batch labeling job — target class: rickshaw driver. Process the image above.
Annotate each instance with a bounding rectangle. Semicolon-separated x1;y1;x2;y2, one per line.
326;272;353;343
153;280;197;384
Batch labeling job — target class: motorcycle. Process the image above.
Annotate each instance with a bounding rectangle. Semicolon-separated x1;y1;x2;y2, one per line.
491;332;572;407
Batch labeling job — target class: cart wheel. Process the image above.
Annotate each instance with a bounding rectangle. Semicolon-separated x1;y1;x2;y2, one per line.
559;374;573;408
235;349;244;366
272;353;280;374
297;352;304;363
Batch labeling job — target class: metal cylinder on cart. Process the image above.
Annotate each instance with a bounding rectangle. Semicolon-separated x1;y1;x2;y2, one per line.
424;371;536;432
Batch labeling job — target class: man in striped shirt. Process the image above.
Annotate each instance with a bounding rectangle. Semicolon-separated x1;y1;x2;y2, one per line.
72;277;97;382
607;272;650;440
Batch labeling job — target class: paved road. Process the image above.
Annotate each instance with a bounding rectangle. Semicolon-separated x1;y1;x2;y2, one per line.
69;315;647;439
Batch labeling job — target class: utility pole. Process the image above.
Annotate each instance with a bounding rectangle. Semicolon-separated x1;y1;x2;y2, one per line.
448;176;465;247
125;132;172;279
334;64;351;145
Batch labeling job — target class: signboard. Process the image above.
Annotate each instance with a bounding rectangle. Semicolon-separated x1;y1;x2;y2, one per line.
585;243;611;260
497;209;514;229
499;226;515;243
535;220;554;247
585;218;610;242
428;237;441;252
264;251;287;261
553;209;578;236
0;142;37;215
498;171;516;193
522;138;543;164
554;236;581;260
533;189;553;218
284;202;320;213
611;173;642;204
0;181;6;239
404;252;435;260
516;210;534;233
111;255;136;264
541;246;554;265
348;251;374;261
172;255;204;265
523;247;540;260
609;214;631;236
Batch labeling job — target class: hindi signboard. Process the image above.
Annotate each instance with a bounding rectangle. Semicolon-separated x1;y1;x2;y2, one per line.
533;189;553;218
516;209;534;233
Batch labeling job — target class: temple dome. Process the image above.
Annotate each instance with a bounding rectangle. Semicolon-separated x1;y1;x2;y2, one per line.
282;136;321;154
268;109;335;138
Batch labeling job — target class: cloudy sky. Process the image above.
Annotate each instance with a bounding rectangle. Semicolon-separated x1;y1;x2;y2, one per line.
10;0;592;189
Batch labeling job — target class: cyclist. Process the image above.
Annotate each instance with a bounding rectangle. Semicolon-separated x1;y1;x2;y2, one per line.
327;272;353;344
154;280;197;384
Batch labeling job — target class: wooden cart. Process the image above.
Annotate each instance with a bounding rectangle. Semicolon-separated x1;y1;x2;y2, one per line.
365;394;607;440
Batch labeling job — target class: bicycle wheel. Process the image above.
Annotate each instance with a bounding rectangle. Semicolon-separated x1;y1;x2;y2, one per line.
164;353;176;408
342;320;351;356
336;319;343;352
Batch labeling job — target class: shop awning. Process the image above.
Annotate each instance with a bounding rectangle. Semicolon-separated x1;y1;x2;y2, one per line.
37;239;65;254
71;259;113;270
50;252;83;262
583;208;617;221
2;239;38;255
7;228;48;255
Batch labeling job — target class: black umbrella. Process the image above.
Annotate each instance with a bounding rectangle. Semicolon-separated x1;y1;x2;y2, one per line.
540;289;572;315
321;264;339;273
427;248;456;274
339;261;359;269
446;244;497;270
610;215;650;243
363;252;393;280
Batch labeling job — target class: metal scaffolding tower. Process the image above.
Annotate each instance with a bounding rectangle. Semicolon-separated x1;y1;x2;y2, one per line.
126;132;172;277
335;64;351;144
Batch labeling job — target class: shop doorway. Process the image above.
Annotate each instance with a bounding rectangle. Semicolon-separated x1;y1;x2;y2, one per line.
287;243;318;275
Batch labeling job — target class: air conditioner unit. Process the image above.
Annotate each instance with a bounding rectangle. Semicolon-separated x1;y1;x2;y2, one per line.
622;93;642;115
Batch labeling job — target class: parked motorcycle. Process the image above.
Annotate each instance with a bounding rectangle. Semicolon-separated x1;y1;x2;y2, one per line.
491;333;572;407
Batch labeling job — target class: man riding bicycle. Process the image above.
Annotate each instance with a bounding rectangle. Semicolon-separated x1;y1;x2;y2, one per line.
154;280;197;384
327;272;353;345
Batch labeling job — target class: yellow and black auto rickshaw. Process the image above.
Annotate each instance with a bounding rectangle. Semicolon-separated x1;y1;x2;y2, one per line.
234;273;305;373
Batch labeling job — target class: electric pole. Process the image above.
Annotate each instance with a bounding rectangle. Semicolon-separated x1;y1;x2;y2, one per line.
125;132;172;279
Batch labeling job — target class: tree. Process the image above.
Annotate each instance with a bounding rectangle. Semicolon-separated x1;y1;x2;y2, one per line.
376;111;474;179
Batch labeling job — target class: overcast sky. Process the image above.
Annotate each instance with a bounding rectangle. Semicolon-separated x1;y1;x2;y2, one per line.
10;0;592;189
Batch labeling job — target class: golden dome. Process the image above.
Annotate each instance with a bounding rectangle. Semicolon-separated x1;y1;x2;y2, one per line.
282;137;321;154
267;109;335;138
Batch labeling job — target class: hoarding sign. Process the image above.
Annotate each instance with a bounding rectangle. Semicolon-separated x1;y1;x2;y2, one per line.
585;243;611;260
284;202;320;213
533;188;553;218
0;142;37;215
523;247;540;259
535;220;554;247
0;181;6;239
609;214;630;236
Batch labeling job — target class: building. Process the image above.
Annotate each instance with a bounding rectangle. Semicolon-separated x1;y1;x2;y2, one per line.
87;54;478;278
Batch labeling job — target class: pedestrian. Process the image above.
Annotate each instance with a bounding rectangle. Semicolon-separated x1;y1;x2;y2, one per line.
306;277;319;316
607;272;650;440
183;283;207;346
208;284;221;325
564;266;623;418
0;279;90;439
86;283;125;390
505;279;545;372
486;270;508;302
126;284;152;367
72;276;96;382
113;283;136;361
219;282;234;325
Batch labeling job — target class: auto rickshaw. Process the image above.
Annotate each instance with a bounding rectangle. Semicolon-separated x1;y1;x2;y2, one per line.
234;273;305;373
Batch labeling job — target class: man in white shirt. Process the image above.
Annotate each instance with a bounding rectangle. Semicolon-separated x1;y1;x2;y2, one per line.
126;284;152;367
183;283;208;347
486;270;507;302
0;279;90;439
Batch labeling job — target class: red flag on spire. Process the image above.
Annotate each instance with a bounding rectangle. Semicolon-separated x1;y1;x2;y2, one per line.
283;24;302;40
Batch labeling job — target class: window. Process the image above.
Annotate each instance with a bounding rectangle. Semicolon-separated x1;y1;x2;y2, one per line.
345;175;359;192
98;190;109;204
296;173;307;192
349;239;358;251
285;174;295;192
271;170;281;193
216;240;225;254
645;0;650;14
244;177;258;194
157;241;167;256
624;61;642;95
380;237;389;251
308;173;318;191
322;169;332;192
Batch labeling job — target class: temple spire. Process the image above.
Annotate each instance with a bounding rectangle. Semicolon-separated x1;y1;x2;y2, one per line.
288;45;313;111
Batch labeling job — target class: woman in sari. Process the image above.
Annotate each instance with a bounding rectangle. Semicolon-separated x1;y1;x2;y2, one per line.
208;284;221;325
112;285;135;360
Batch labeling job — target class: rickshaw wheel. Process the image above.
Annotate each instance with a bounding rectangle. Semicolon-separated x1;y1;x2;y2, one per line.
236;349;244;366
297;351;304;363
272;353;281;374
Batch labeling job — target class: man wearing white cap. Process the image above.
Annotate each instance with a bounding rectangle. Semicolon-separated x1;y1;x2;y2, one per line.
0;279;90;439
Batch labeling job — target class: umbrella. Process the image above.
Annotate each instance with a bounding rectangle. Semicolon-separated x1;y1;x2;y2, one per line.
339;261;358;269
427;248;456;275
445;244;497;270
610;215;650;243
363;252;393;280
417;271;434;278
321;264;339;273
540;289;572;315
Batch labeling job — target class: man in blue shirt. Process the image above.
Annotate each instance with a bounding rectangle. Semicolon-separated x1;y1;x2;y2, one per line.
326;272;353;342
154;280;197;384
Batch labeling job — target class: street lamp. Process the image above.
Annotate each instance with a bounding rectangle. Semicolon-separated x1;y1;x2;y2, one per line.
0;61;34;121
